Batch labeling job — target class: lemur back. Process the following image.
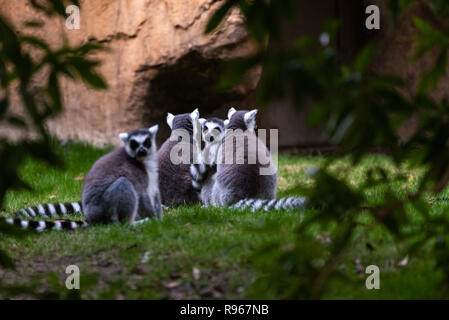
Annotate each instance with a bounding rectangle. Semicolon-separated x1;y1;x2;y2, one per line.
198;108;277;206
157;109;200;206
191;108;307;211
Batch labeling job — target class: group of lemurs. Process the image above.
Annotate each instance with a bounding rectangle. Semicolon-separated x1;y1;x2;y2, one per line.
3;107;306;232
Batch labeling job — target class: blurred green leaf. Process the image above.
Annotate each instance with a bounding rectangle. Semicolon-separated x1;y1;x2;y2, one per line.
418;47;448;94
0;0;104;298
0;219;30;238
0;250;15;269
207;0;449;299
205;0;238;34
23;20;45;28
21;36;50;51
354;44;374;73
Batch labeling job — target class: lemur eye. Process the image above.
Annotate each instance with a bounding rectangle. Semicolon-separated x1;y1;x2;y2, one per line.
215;127;222;133
203;127;208;133
143;138;151;148
130;140;139;150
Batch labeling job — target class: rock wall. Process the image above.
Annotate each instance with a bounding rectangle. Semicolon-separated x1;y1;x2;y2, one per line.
2;0;448;148
0;0;260;146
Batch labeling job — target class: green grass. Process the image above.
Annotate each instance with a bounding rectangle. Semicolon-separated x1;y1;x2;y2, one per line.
0;142;446;299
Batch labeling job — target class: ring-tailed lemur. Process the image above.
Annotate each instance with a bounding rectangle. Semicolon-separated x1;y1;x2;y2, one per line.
157;109;202;206
198;117;226;162
2;125;162;231
13;109;201;218
190;116;225;192
190;107;307;211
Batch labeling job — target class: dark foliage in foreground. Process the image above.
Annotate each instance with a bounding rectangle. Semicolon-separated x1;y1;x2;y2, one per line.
0;0;106;296
207;0;449;298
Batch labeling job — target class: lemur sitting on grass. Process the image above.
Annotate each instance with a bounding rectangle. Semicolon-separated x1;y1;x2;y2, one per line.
13;109;202;220
190;107;307;211
4;125;162;231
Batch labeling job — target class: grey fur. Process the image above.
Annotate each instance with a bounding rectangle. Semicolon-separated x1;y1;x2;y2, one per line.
4;126;162;231
83;126;161;224
158;110;201;206
195;108;278;206
191;109;307;211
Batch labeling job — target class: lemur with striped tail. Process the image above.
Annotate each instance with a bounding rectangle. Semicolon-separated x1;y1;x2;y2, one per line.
190;107;307;211
3;125;162;231
13;109;201;218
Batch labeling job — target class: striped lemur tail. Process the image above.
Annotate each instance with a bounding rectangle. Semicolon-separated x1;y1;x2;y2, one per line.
8;201;85;231
190;164;308;212
2;217;88;232
230;197;307;212
13;201;82;219
1;215;151;232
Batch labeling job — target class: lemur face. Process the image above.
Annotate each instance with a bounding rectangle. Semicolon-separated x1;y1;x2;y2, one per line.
200;117;225;145
119;125;158;161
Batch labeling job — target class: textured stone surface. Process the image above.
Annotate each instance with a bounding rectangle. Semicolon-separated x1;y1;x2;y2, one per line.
3;0;447;148
0;0;260;146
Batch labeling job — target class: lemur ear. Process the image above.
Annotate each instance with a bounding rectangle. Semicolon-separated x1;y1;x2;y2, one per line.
224;119;229;127
119;132;128;142
166;113;174;129
244;109;258;130
227;107;237;120
199;118;206;126
149;124;159;135
190;108;199;120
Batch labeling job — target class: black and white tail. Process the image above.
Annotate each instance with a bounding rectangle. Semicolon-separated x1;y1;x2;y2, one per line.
1;215;152;232
231;197;307;212
14;201;82;219
2;217;88;232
